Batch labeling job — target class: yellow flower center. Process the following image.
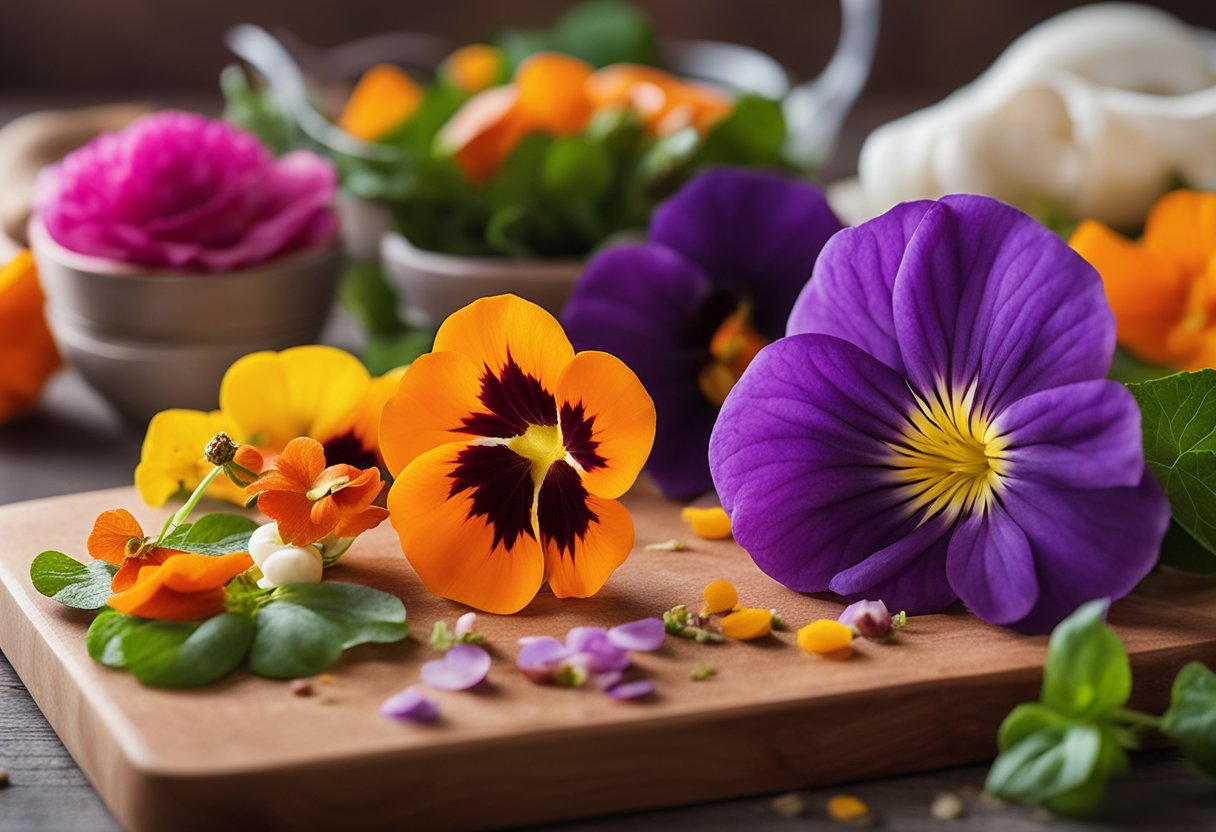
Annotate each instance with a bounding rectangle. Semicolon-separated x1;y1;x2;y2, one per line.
508;423;568;486
699;307;769;407
887;382;1008;522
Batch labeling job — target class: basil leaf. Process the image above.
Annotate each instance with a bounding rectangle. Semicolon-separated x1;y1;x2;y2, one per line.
248;583;408;678
997;702;1067;750
985;723;1104;807
120;613;255;689
695;95;787;168
1127;369;1216;562
30;551;117;610
160;513;257;556
1041;599;1130;720
1161;662;1216;778
1045;728;1130;818
543;136;613;203
87;608;134;668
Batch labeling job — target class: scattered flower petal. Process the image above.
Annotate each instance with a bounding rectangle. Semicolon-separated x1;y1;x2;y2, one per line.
721;608;774;641
701;578;739;614
420;643;491;691
604;679;656;701
839;599;897;642
826;794;870;823
606;618;665;652
682;506;732;540
644;538;688;552
381;686;440;723
797;620;854;658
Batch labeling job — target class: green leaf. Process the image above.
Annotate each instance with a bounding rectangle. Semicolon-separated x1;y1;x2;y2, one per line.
985;723;1106;809
160;514;257;556
543;136;613;203
120;613;255;689
695;95;787;168
1128;369;1216;563
30;551;118;610
248;582;408;678
1161;662;1216;778
1041;599;1131;720
551;0;660;68
363;330;434;376
1109;348;1176;384
1046;728;1130;817
340;262;406;338
87;608;133;668
997;702;1067;750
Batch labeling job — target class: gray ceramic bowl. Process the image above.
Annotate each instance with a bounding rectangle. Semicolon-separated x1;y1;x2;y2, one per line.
29;218;344;425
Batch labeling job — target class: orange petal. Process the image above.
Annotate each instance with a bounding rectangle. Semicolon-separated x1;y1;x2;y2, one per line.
432;294;574;398
1070;219;1190;366
87;509;146;565
337;64;423;142
1142;190;1216;276
255;436;327;495
258;490;327;546
437;85;527;183
387;441;545;614
379;350;497;476
334;505;390;539
0;250;59;424
515;52;594;135
111;548;174;592
441;44;504;94
586;64;678;111
544;493;633;599
155;552;254;593
107;552;250;621
353;365;407;465
233;445;264;475
555;351;655;499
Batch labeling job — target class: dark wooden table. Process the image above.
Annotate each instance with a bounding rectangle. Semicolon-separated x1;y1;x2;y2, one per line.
1;97;1214;832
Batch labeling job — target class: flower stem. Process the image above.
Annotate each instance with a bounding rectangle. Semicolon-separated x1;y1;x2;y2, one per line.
157;466;224;544
1109;707;1163;731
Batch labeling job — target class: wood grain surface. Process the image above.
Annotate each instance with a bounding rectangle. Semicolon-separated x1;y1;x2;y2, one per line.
1;482;1215;832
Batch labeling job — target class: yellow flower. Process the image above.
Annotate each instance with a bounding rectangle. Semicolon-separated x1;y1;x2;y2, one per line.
0;250;60;424
135;346;396;507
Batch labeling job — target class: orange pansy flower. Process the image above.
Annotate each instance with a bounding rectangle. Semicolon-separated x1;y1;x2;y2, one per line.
88;509;179;592
0;250;60;424
107;552;254;621
1070;190;1216;369
247;436;389;546
380;294;656;614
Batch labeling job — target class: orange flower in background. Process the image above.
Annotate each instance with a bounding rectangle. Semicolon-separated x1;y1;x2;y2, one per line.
87;509;176;591
337;64;423;142
247;436;389;546
1070;190;1216;369
437;53;733;183
380;294;656;614
441;44;506;94
107;552;253;621
0;250;60;424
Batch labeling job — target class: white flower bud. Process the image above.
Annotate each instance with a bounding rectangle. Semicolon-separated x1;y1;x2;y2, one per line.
257;545;323;588
248;522;284;568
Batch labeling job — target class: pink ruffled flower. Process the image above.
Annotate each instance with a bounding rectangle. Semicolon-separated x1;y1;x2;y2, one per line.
35;111;338;272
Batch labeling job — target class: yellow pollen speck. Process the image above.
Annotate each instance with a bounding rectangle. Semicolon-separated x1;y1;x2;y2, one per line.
887;381;1008;522
826;794;870;822
508;423;568;486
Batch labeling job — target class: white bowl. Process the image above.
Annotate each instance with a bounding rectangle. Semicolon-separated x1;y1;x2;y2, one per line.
30;218;344;425
380;230;584;328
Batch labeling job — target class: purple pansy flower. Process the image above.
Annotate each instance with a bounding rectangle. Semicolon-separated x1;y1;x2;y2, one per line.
709;195;1170;633
36;111;337;272
563;169;842;499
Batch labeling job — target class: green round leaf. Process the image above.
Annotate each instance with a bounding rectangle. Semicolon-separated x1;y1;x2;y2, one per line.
1161;662;1216;779
1041;600;1130;719
121;613;255;689
986;723;1105;807
87;609;135;669
30;550;117;610
160;513;258;556
543;137;613;203
997;702;1066;750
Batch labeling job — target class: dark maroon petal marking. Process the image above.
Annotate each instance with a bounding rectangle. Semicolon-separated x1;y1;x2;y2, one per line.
323;431;378;471
560;401;607;472
448;444;536;551
537;460;599;556
459;351;558;438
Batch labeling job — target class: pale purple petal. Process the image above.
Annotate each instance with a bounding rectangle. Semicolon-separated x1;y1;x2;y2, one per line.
946;507;1038;626
590;670;624;691
380;686;439;723
891;196;1114;416
421;644;491;691
788;199;933;372
565;627;610;653
604;679;657;701
517;637;567;682
606;618;665;652
997;381;1144;489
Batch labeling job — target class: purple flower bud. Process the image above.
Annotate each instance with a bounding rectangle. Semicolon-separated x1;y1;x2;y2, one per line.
839;599;894;641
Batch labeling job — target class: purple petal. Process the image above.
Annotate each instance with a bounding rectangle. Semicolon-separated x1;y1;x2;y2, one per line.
996;468;1169;633
838;599;888;628
421;644;491;691
891;195;1114;415
565;626;610;652
827;518;958;615
710;333;922;592
946;507;1038;626
564;244;719;499
788;199;933;373
516;637;567;682
649;168;842;338
604;679;657;701
590;670;624;691
998;381;1145;489
606;618;665;652
380;686;439;723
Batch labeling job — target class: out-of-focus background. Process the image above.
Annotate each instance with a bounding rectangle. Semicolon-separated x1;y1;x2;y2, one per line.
3;0;1215;178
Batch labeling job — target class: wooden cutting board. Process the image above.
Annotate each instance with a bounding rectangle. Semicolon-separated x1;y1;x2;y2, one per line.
1;485;1214;832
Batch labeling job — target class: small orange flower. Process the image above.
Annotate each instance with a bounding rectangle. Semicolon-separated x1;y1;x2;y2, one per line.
441;44;505;94
88;509;177;592
1070;190;1216;369
337;64;423;142
0;250;60;424
246;436;389;546
107;552;253;621
380;294;656;614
